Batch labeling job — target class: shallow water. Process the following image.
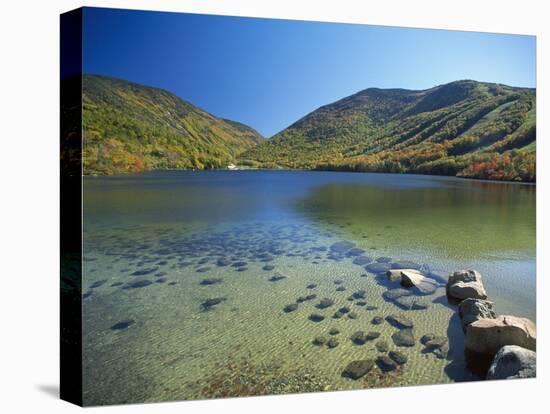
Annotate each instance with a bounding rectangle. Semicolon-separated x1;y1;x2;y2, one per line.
82;171;535;405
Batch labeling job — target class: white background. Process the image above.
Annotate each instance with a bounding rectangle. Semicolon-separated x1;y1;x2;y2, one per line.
0;0;547;412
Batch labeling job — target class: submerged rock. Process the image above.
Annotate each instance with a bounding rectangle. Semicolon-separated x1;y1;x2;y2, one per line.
376;340;389;353
123;280;153;289
348;312;358;319
201;297;226;311
366;262;393;274
309;313;325;322
89;280;107;289
200;278;223;285
392;329;415;347
351;331;367;345
110;319;135;330
389;350;408;365
131;268;158;276
392;260;421;270
352;290;366;300
446;270;488;301
458;298;496;331
353;256;372;266
336;286;346;292
372;316;384;325
313;336;327;346
283;303;299;313
376;257;393;263
377;355;398;372
342;359;375;379
486;345;536;380
316;298;335;309
216;258;231;266
330;241;355;253
366;331;381;340
346;248;366;257
297;294;317;303
268;274;287;282
465;315;536;355
327;338;339;348
306;283;318;289
329;327;340;335
386;314;414;329
262;264;275;271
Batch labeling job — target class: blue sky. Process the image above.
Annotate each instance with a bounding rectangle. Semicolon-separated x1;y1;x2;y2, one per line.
82;7;536;137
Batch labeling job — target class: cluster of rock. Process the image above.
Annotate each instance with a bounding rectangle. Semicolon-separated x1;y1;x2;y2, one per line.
446;270;536;379
382;267;442;310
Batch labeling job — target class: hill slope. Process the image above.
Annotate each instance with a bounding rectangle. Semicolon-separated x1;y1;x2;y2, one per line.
82;75;264;175
240;80;536;182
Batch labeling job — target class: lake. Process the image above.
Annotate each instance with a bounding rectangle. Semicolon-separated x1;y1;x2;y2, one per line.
82;170;536;405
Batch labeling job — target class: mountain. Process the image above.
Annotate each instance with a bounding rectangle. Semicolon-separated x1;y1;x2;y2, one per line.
82;75;264;175
240;80;536;182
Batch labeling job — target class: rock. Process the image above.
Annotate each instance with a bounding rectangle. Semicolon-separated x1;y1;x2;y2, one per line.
89;280;107;289
336;286;346;292
383;288;412;301
423;336;448;351
342;359;375;379
353;256;372;265
355;301;367;306
110;319;134;330
366;262;393;274
399;270;439;295
392;329;415;347
376;257;393;263
329;327;340;335
351;331;367;345
268;274;287;282
262;264;275;271
389;351;408;365
313;336;327;346
486;345;536;380
309;313;325;322
352;290;366;299
327;338;339;348
376;355;398;372
421;334;436;345
465;315;536;355
391;260;421;270
372;316;384;325
334;279;344;285
366;331;381;340
297;294;317;303
283;303;298;313
386;315;414;329
375;340;389;352
446;270;487;300
458;298;496;331
123;280;153;289
306;283;317;289
200;278;223;285
316;298;335;309
348;312;358;319
330;241;355;253
433;343;449;359
231;261;248;268
346;248;365;257
201;297;226;311
216;258;231;266
131;268;158;276
332;311;344;319
338;306;350;314
386;269;404;282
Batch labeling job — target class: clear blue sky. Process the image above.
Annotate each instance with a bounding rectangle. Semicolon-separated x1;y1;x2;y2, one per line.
82;7;536;137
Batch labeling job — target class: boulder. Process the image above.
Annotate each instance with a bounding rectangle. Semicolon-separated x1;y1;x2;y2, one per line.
392;329;415;347
446;270;487;300
465;315;536;355
458;298;496;331
400;270;439;295
386;314;414;329
342;359;375;379
486;345;536;380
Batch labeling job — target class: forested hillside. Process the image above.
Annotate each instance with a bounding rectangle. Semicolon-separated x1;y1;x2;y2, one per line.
82;75;264;175
240;80;536;182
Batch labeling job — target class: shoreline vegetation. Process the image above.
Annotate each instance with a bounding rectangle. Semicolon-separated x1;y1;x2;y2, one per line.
79;75;535;182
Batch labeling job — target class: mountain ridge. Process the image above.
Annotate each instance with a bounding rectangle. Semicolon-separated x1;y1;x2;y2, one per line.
82;74;264;175
240;79;535;182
